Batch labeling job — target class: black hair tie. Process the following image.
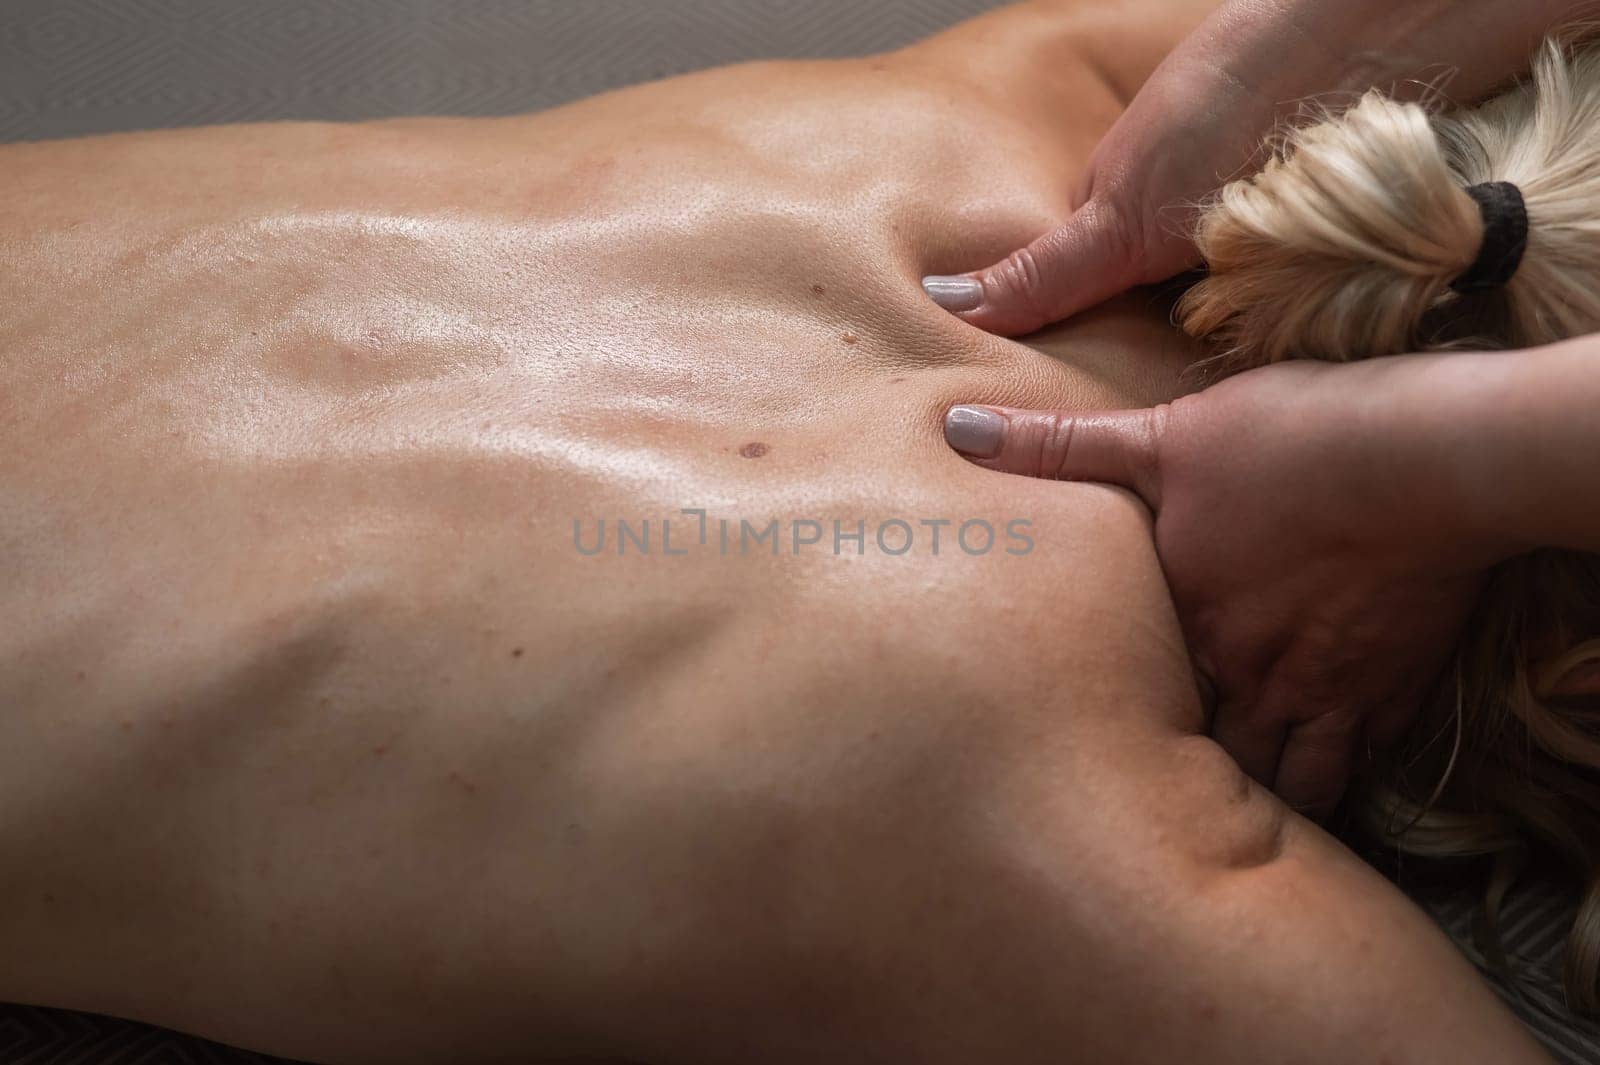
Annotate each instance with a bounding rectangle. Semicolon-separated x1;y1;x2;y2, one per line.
1451;181;1529;294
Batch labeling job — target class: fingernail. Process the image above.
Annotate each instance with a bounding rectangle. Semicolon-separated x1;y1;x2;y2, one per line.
922;275;983;313
945;405;1006;459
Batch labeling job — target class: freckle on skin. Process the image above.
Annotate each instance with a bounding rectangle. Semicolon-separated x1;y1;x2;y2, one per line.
739;442;770;459
511;647;525;659
811;284;826;296
842;333;859;345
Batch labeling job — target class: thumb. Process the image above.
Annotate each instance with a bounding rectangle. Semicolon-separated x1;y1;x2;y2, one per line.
943;404;1167;506
924;199;1145;337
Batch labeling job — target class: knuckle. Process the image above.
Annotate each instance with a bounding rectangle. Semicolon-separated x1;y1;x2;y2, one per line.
1142;402;1173;443
986;245;1050;319
1288;786;1343;820
1039;414;1078;481
1081;194;1148;265
1133;404;1171;494
1300;703;1361;739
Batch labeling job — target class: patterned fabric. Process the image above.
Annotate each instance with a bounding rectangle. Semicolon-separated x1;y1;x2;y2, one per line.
1413;877;1600;1064
0;1004;296;1064
2;1;1597;1061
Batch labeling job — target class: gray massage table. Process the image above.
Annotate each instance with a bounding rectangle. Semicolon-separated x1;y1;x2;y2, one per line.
1;1;1596;1061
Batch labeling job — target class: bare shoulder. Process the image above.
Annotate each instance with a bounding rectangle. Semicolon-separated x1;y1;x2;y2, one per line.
904;0;1220;106
1152;783;1550;1063
1011;723;1553;1064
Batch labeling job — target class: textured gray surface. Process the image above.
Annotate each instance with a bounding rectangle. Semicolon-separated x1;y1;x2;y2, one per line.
1417;876;1600;1064
0;0;1006;142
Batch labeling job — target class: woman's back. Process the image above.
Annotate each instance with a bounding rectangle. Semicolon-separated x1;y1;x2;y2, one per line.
0;2;1551;1062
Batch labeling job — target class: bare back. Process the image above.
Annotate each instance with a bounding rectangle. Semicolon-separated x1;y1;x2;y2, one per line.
0;2;1550;1063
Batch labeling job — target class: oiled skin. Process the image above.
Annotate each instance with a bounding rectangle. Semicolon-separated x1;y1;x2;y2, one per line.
0;2;1549;1063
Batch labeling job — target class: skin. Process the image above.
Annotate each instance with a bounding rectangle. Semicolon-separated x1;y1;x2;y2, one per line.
945;347;1600;817
932;0;1598;813
0;2;1554;1063
931;0;1583;334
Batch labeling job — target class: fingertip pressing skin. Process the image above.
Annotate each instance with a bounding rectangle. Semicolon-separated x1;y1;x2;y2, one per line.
943;404;1006;459
922;275;983;313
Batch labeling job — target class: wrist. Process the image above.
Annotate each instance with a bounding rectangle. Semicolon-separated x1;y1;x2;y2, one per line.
1412;351;1537;564
1392;341;1600;564
1339;351;1532;572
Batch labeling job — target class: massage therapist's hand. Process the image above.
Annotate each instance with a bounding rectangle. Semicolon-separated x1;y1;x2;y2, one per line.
923;0;1575;336
944;355;1519;818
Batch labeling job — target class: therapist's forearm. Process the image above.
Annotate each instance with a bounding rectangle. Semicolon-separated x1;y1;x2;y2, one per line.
1183;0;1581;117
1329;0;1581;99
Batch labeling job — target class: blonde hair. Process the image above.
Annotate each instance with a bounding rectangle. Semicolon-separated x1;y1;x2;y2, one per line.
1177;39;1600;1009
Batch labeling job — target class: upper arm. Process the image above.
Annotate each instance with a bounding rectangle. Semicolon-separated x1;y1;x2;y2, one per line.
1159;814;1552;1065
1004;721;1550;1064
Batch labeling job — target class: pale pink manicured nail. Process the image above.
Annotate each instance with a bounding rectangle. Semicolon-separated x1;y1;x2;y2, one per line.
922;275;983;312
945;405;1006;459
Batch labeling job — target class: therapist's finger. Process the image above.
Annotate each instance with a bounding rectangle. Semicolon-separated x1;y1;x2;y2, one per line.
943;404;1166;506
1208;694;1289;796
1272;708;1363;821
922;199;1146;336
